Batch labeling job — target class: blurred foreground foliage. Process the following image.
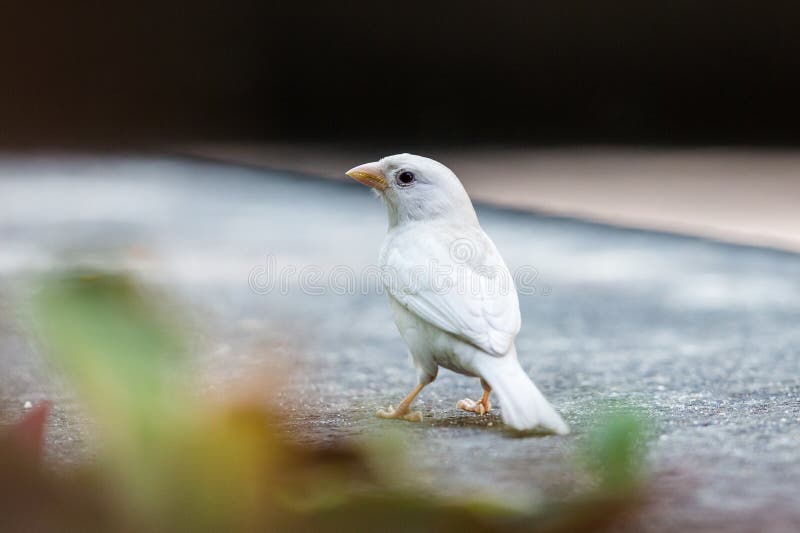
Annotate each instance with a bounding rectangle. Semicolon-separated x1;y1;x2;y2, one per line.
1;273;650;532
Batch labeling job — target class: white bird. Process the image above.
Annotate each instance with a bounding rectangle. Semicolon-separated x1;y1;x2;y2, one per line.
346;154;568;434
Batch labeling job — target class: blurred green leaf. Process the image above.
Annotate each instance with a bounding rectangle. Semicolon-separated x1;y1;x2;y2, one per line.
34;272;187;417
581;404;649;490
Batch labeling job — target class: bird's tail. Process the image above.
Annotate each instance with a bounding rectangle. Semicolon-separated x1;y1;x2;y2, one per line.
476;349;569;434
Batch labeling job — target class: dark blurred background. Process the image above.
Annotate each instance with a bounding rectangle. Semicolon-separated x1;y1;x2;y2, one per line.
2;1;799;147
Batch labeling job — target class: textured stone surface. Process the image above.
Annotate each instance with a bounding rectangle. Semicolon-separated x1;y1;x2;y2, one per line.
1;155;799;531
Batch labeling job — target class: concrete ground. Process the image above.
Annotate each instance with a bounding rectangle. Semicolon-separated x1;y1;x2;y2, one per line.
0;154;799;531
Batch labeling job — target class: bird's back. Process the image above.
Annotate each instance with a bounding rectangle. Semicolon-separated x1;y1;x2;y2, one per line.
380;220;521;358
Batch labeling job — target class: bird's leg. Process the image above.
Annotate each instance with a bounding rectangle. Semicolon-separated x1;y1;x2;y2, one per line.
377;383;426;422
457;379;492;415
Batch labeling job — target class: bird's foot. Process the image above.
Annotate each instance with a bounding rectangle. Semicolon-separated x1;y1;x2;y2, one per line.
457;397;492;416
376;404;423;422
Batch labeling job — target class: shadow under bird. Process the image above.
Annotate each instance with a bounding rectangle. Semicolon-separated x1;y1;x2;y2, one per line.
346;154;569;434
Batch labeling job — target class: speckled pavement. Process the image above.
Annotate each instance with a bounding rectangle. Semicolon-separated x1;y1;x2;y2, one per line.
1;155;798;531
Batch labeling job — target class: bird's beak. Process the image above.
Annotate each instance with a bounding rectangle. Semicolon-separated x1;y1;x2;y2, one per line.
346;162;388;191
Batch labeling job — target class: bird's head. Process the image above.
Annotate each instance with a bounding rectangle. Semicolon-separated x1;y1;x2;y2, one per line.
346;153;477;227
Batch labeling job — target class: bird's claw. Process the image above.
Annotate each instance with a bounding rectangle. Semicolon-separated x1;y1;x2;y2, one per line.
457;397;491;415
377;405;423;422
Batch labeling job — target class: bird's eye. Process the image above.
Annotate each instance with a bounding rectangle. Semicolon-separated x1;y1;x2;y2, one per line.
396;170;416;186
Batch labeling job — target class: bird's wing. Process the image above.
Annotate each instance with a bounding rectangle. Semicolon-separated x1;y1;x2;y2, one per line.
382;228;521;357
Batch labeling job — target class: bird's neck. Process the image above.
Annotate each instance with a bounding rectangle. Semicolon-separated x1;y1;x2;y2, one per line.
385;195;479;230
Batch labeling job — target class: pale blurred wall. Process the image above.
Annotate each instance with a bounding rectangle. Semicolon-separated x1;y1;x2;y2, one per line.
185;144;800;252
